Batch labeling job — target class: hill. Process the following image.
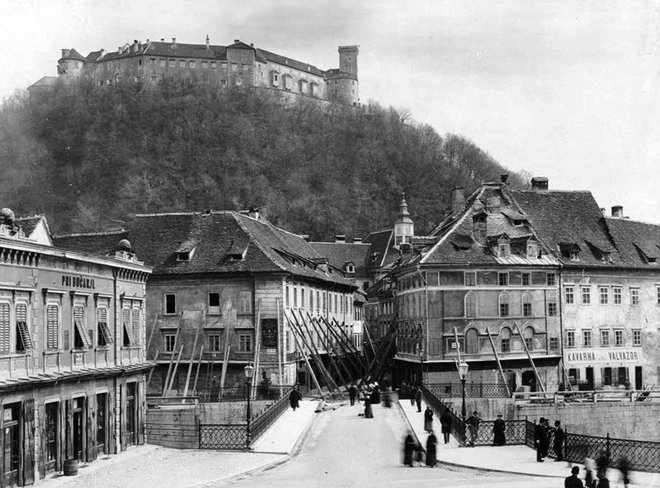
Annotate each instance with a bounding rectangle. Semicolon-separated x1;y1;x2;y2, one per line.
0;78;528;239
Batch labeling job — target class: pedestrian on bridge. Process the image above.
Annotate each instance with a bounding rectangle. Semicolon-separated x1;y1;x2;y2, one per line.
564;466;584;488
289;386;303;411
424;406;434;433
534;417;548;462
425;431;438;467
553;420;566;461
493;413;506;446
348;384;357;406
466;411;480;447
403;433;415;467
440;409;452;444
415;387;423;412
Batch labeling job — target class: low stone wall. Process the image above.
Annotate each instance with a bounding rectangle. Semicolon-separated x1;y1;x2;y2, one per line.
197;400;272;424
146;406;199;448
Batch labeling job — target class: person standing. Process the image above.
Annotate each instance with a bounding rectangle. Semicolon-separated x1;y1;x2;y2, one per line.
423;406;434;433
440;409;452;444
534;417;549;462
564;466;584;488
465;411;480;447
415;387;423;412
410;385;417;406
403;433;415;467
553;420;566;461
425;431;438;467
348;384;357;406
373;382;381;404
288;386;303;411
493;413;506;446
364;393;373;418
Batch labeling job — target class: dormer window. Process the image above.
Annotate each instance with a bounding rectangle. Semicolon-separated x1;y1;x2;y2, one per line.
498;242;510;258
526;241;538;259
176;240;197;262
601;252;611;263
343;262;355;274
570;250;580;261
177;250;192;261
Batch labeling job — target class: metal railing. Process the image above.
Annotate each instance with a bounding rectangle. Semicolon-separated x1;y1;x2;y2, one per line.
424;382;511;399
199;424;246;449
251;387;294;442
195;385;289;403
513;388;660;404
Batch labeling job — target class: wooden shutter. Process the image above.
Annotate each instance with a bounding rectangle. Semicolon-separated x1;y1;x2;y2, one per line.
16;303;32;350
0;303;11;352
97;308;113;345
46;305;59;349
22;399;35;485
73;306;91;348
38;403;46;479
123;309;132;345
132;308;140;345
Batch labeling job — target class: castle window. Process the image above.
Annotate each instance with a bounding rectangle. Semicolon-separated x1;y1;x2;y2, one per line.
159;59;166;67
498;273;509;286
202;61;208;69
498;293;510;317
522;293;532;317
522;272;530;286
211;61;217;69
546;273;556;286
189;60;196;69
179;60;185;68
169;59;175;68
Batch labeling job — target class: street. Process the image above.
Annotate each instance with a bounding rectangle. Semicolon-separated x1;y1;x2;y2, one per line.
229;402;562;488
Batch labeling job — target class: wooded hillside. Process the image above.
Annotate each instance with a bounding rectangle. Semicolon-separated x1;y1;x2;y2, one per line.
0;78;528;239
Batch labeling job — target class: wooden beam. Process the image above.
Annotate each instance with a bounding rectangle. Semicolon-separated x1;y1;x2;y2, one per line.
305;312;348;389
485;327;512;397
513;321;546;393
290;310;338;392
183;311;204;396
284;311;325;398
191;346;204;395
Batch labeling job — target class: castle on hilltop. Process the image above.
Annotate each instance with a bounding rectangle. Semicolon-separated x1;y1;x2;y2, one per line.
29;37;359;104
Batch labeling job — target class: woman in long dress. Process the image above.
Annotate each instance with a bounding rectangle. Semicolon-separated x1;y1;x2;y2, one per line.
403;433;415;466
425;431;438;467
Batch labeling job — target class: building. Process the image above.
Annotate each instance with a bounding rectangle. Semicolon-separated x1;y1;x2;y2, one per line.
0;209;151;487
54;210;360;395
29;38;359;105
513;181;660;391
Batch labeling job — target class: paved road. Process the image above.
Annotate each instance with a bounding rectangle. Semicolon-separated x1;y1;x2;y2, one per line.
229;402;562;488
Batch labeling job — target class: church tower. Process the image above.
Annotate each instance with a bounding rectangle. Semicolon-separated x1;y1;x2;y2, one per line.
394;193;414;248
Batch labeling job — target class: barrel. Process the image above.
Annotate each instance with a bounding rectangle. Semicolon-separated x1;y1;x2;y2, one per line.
63;459;78;476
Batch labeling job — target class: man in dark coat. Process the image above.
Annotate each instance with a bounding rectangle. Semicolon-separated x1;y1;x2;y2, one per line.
554;420;566;461
410;385;417;406
425;431;437;467
493;413;506;446
423;406;434;433
534;417;548;462
415;387;423;412
564;466;584;488
403;433;415;466
289;386;303;411
465;411;480;447
440;410;452;444
348;384;357;406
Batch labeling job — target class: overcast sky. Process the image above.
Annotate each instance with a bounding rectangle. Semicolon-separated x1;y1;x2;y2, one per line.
1;0;658;224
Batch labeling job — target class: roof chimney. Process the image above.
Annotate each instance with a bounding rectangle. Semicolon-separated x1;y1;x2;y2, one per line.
531;177;549;191
300;234;310;242
500;174;509;184
234;39;240;43
248;207;260;219
206;35;210;49
61;48;70;58
335;234;346;243
353;237;362;243
451;187;465;215
611;206;624;218
171;37;177;49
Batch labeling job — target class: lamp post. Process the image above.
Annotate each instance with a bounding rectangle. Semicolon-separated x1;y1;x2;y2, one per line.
244;363;254;450
457;360;469;421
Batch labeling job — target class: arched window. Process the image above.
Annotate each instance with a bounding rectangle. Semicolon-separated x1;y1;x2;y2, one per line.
465;292;477;318
465;328;479;354
499;293;510;317
523;326;534;350
500;327;511;353
522;293;533;317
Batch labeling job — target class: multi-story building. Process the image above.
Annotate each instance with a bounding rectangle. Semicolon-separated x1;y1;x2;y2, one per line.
54;210;358;394
0;209;151;487
29;38;359;105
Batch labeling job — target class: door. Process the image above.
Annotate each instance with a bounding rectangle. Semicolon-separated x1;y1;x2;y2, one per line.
585;367;594;390
126;383;137;446
522;370;536;392
635;366;643;390
96;393;107;455
3;403;20;487
503;370;517;394
72;398;83;460
45;403;59;472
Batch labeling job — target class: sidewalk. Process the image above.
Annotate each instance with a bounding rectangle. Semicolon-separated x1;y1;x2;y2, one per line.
398;398;660;486
39;399;319;488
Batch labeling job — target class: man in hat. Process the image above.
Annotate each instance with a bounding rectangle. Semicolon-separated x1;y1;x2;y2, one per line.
465;411;480;447
534;417;548;462
493;413;506;446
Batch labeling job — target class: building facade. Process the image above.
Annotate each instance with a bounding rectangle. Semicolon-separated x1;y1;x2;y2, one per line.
0;210;151;487
30;38;359;105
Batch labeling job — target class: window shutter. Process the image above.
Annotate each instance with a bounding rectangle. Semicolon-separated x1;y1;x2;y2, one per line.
0;303;10;352
47;305;59;349
132;308;140;345
16;303;33;350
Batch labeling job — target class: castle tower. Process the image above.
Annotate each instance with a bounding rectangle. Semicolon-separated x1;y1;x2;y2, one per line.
338;45;359;78
394;193;414;248
326;45;359;105
57;48;86;79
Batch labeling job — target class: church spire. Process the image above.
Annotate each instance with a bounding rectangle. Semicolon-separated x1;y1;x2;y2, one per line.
394;192;414;247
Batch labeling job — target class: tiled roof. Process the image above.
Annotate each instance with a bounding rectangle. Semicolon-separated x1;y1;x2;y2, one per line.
55;212;354;287
363;229;398;270
141;41;226;60
511;190;620;267
308;242;372;277
604;217;660;268
256;48;325;77
53;230;129;255
14;215;46;237
28;76;58;88
59;48;86;62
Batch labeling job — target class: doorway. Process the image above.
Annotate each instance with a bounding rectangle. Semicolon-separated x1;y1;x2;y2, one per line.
126;384;137;446
72;398;83;460
96;393;107;455
635;366;643;390
521;370;536;392
2;403;20;487
45;402;59;472
585;367;594;390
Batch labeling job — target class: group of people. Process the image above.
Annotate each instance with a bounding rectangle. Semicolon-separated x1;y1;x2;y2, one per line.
534;417;566;463
400;382;423;412
403;431;438;467
564;452;612;488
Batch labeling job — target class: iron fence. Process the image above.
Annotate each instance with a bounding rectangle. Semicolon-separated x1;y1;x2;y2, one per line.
424;382;510;399
195;384;289;403
199;424;247;450
251;387;294;442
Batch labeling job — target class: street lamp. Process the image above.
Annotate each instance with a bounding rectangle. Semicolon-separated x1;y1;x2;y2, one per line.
244;363;254;449
457;360;469;421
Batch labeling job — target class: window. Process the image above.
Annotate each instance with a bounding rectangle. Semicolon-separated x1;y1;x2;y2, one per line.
165;294;176;314
0;302;11;352
164;333;176;352
465;328;478;354
159;59;166;67
301;288;305;309
567;330;575;348
614;329;623;347
581;286;591;305
631;288;640;306
209;293;220;315
122;308;132;346
293;287;298;308
549;337;559;350
613;287;622;304
499;293;510;317
522;273;530;286
546;273;556;286
600;329;610;347
232;63;238;72
633;329;642;346
498;243;510;258
583;330;592;347
97;307;113;346
464;272;476;287
548;302;557;316
570;250;580;261
202;61;208;69
527;242;538;258
178;60;185;68
189;60;196;69
599;287;609;305
46;304;59;349
522;293;532;317
150;58;156;65
285;286;290;308
310;290;314;311
465;292;477;317
500;327;511;353
73;305;91;349
132;307;140;345
239;292;252;313
15;303;32;351
603;367;613;386
565;286;574;304
169;59;175;68
523;327;534;350
211;61;217;69
498;273;509;286
208;334;221;352
239;333;253;352
316;291;320;312
243;64;249;72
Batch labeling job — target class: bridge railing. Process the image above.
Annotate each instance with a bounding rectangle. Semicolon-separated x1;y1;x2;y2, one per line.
424;382;511;399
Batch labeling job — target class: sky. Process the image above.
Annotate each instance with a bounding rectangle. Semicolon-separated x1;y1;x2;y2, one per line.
1;0;659;224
